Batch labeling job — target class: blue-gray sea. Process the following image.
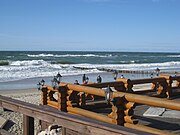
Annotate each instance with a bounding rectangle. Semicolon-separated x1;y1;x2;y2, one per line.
0;51;180;83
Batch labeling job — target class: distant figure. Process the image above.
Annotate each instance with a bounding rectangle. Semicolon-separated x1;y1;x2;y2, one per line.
82;74;86;83
120;75;124;78
114;71;118;80
175;72;177;76
74;80;80;85
85;76;89;84
155;68;160;76
97;75;102;83
150;73;153;78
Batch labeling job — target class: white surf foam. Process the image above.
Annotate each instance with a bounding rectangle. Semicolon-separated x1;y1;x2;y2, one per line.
1;61;180;82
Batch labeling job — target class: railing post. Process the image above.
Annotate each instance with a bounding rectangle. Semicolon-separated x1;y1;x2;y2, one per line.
40;87;50;130
58;87;68;111
108;97;125;125
42;87;48;105
124;102;138;125
157;81;168;98
159;76;173;98
108;97;138;126
23;115;34;135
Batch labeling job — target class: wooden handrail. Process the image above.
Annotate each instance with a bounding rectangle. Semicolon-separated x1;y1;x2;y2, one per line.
57;83;180;111
0;95;151;135
83;81;124;88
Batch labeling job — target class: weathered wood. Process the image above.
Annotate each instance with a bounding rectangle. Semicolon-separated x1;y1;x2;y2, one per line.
62;127;66;135
0;95;149;135
65;128;82;135
40;120;51;130
23;115;34;135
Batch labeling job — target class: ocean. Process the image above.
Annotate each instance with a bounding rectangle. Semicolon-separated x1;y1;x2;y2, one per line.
0;51;180;83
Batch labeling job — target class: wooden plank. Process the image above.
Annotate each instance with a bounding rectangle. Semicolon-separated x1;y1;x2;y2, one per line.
62;127;66;135
23;115;34;135
131;78;166;84
84;81;124;88
40;120;51;130
67;107;114;124
0;95;151;135
66;128;82;135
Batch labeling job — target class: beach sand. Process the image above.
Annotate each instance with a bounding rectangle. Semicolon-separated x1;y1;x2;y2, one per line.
0;89;41;135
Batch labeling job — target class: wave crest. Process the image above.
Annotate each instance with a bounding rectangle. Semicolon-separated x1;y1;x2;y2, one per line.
0;61;9;66
10;60;49;66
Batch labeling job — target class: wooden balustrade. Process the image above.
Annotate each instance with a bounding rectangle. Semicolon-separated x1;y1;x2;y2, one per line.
117;75;180;98
39;75;180;134
1;95;150;135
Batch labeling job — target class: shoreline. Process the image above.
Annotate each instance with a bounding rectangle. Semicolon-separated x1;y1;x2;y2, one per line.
0;71;179;91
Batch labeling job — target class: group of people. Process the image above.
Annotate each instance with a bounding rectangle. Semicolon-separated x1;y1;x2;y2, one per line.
74;73;125;85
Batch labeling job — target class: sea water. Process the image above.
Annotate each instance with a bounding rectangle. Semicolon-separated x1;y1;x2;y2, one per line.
0;51;180;83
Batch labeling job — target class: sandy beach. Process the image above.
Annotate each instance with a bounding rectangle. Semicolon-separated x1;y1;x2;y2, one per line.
0;89;41;135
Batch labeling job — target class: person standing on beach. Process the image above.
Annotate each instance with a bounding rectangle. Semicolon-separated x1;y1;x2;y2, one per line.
82;74;86;83
97;75;102;83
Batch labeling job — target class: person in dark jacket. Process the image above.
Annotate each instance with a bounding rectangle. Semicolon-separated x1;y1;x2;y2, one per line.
97;75;102;83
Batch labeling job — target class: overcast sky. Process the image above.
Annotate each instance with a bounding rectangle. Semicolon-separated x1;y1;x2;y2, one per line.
0;0;180;52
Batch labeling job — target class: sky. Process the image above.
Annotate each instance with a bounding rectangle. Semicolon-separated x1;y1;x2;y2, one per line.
0;0;180;52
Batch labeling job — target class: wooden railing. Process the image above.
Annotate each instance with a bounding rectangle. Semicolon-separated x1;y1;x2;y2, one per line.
116;75;180;98
80;75;180;98
0;95;151;135
41;80;180;135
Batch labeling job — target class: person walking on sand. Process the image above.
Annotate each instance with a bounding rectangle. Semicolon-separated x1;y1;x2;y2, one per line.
97;75;102;83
